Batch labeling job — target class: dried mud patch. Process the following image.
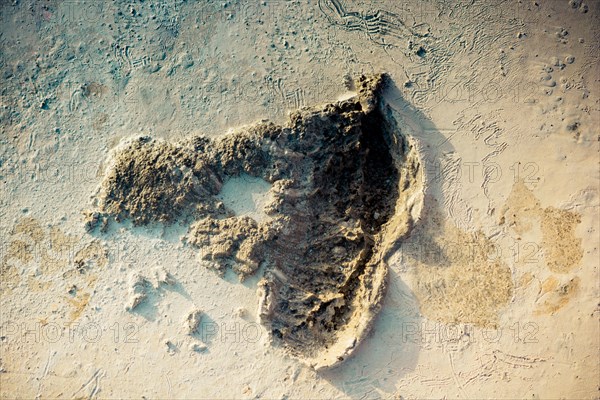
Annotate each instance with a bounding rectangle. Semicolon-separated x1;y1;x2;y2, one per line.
400;205;514;328
89;74;424;369
500;180;583;274
498;180;584;317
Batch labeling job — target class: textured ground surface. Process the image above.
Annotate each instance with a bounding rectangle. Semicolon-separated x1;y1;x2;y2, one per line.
89;74;423;369
1;1;598;399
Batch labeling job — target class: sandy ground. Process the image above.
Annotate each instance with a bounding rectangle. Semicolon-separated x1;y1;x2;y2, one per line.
1;0;599;399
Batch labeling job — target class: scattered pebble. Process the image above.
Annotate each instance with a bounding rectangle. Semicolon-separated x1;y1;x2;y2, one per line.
125;273;152;312
154;267;175;287
166;340;178;355
235;307;247;319
185;309;203;335
190;343;207;353
556;28;568;40
566;121;580;131
551;56;566;70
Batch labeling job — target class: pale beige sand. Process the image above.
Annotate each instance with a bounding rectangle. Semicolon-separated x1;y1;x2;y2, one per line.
217;175;273;223
1;0;598;399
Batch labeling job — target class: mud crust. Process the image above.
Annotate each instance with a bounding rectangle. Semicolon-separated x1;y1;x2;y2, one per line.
91;74;423;370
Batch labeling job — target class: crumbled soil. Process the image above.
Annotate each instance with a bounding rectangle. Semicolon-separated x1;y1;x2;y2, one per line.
91;74;423;369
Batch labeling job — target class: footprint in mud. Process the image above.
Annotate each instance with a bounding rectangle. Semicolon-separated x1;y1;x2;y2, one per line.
88;74;424;370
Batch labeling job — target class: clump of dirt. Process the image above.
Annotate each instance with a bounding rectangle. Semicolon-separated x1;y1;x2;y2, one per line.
97;136;222;225
187;216;276;279
90;74;424;370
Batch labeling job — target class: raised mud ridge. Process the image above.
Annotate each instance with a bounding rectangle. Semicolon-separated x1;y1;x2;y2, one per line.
89;74;423;370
